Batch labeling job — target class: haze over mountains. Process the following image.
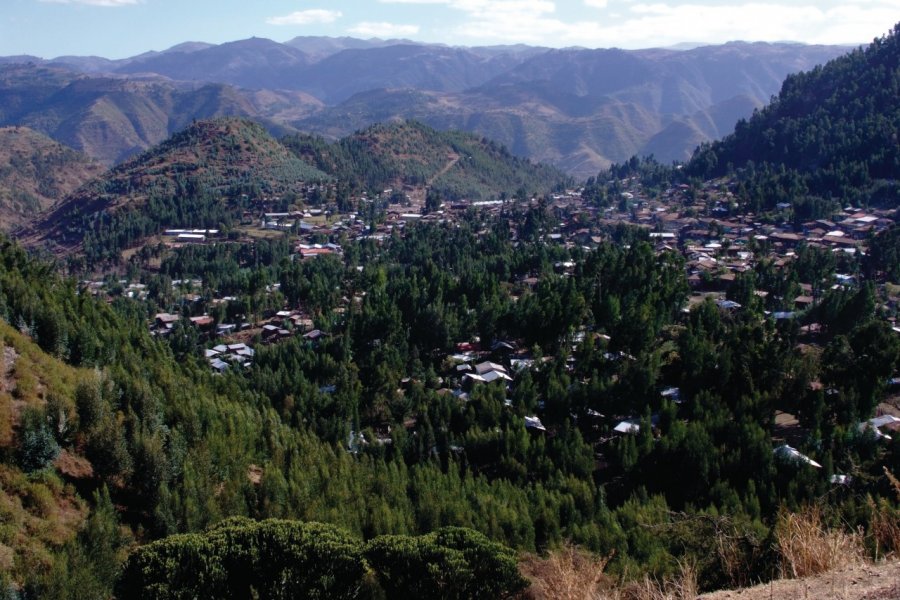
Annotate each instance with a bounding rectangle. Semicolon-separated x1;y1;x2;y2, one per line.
0;36;850;177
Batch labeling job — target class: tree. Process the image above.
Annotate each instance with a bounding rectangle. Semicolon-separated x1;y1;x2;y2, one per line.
425;189;442;214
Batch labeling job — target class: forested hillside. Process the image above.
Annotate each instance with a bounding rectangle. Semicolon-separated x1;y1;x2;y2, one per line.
25;118;569;266
282;120;571;201
2;196;899;595
27;118;329;264
688;24;900;217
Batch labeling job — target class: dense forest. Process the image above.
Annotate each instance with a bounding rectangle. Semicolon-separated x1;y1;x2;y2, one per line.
1;198;898;596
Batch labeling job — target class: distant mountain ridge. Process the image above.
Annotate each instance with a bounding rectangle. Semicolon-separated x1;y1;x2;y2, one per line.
0;37;852;178
0;63;322;165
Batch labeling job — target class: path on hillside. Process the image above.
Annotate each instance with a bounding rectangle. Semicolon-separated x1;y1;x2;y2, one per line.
428;153;461;185
700;561;900;600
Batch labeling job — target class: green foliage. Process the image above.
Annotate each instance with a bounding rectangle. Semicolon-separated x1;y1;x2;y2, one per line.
16;406;60;473
24;487;127;600
117;519;524;600
365;527;526;599
282;120;571;201
866;221;900;281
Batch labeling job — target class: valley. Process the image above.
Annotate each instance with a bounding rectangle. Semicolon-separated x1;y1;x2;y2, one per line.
0;21;897;600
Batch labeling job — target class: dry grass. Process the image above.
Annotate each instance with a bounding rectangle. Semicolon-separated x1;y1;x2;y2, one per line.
776;506;865;579
886;467;900;503
616;561;699;600
520;543;612;600
521;549;700;600
868;499;900;561
868;468;900;560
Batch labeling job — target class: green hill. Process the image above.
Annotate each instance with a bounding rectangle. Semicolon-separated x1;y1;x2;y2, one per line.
28;118;328;263
687;24;900;215
282;120;572;201
0;127;104;230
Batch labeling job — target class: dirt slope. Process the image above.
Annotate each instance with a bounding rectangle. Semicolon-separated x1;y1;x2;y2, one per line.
700;561;900;600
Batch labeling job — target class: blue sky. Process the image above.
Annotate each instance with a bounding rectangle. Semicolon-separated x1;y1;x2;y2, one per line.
3;0;899;58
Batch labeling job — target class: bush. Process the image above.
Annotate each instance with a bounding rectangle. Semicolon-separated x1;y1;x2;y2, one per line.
117;518;368;600
775;506;864;578
16;408;59;473
364;526;526;599
117;519;526;600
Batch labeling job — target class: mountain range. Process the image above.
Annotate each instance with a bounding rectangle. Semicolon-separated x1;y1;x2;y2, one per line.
0;37;850;178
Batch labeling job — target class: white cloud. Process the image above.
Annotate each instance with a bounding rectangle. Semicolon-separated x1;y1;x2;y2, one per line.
348;21;422;37
374;0;894;47
39;0;138;6
598;3;895;47
266;9;342;26
441;1;895;48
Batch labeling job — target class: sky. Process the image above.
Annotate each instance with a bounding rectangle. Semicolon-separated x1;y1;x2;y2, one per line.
2;0;899;59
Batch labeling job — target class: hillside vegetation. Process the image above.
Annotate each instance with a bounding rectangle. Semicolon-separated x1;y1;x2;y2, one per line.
29;118;329;263
0;258;118;590
688;24;900;216
27;119;569;265
283;120;571;201
0;127;103;230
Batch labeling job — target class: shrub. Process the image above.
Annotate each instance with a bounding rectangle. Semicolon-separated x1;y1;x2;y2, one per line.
117;520;526;600
16;408;59;473
117;518;368;600
519;543;611;600
775;506;864;578
364;526;526;599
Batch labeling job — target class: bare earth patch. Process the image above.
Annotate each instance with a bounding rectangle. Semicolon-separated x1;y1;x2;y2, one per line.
700;561;900;600
54;449;94;479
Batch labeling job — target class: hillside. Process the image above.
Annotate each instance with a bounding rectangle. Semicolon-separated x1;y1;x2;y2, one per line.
700;561;900;600
282;120;572;201
0;284;100;588
0;127;104;230
27;118;328;262
688;24;900;214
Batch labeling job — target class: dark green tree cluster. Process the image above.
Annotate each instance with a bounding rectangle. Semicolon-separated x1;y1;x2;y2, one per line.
117;517;525;600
